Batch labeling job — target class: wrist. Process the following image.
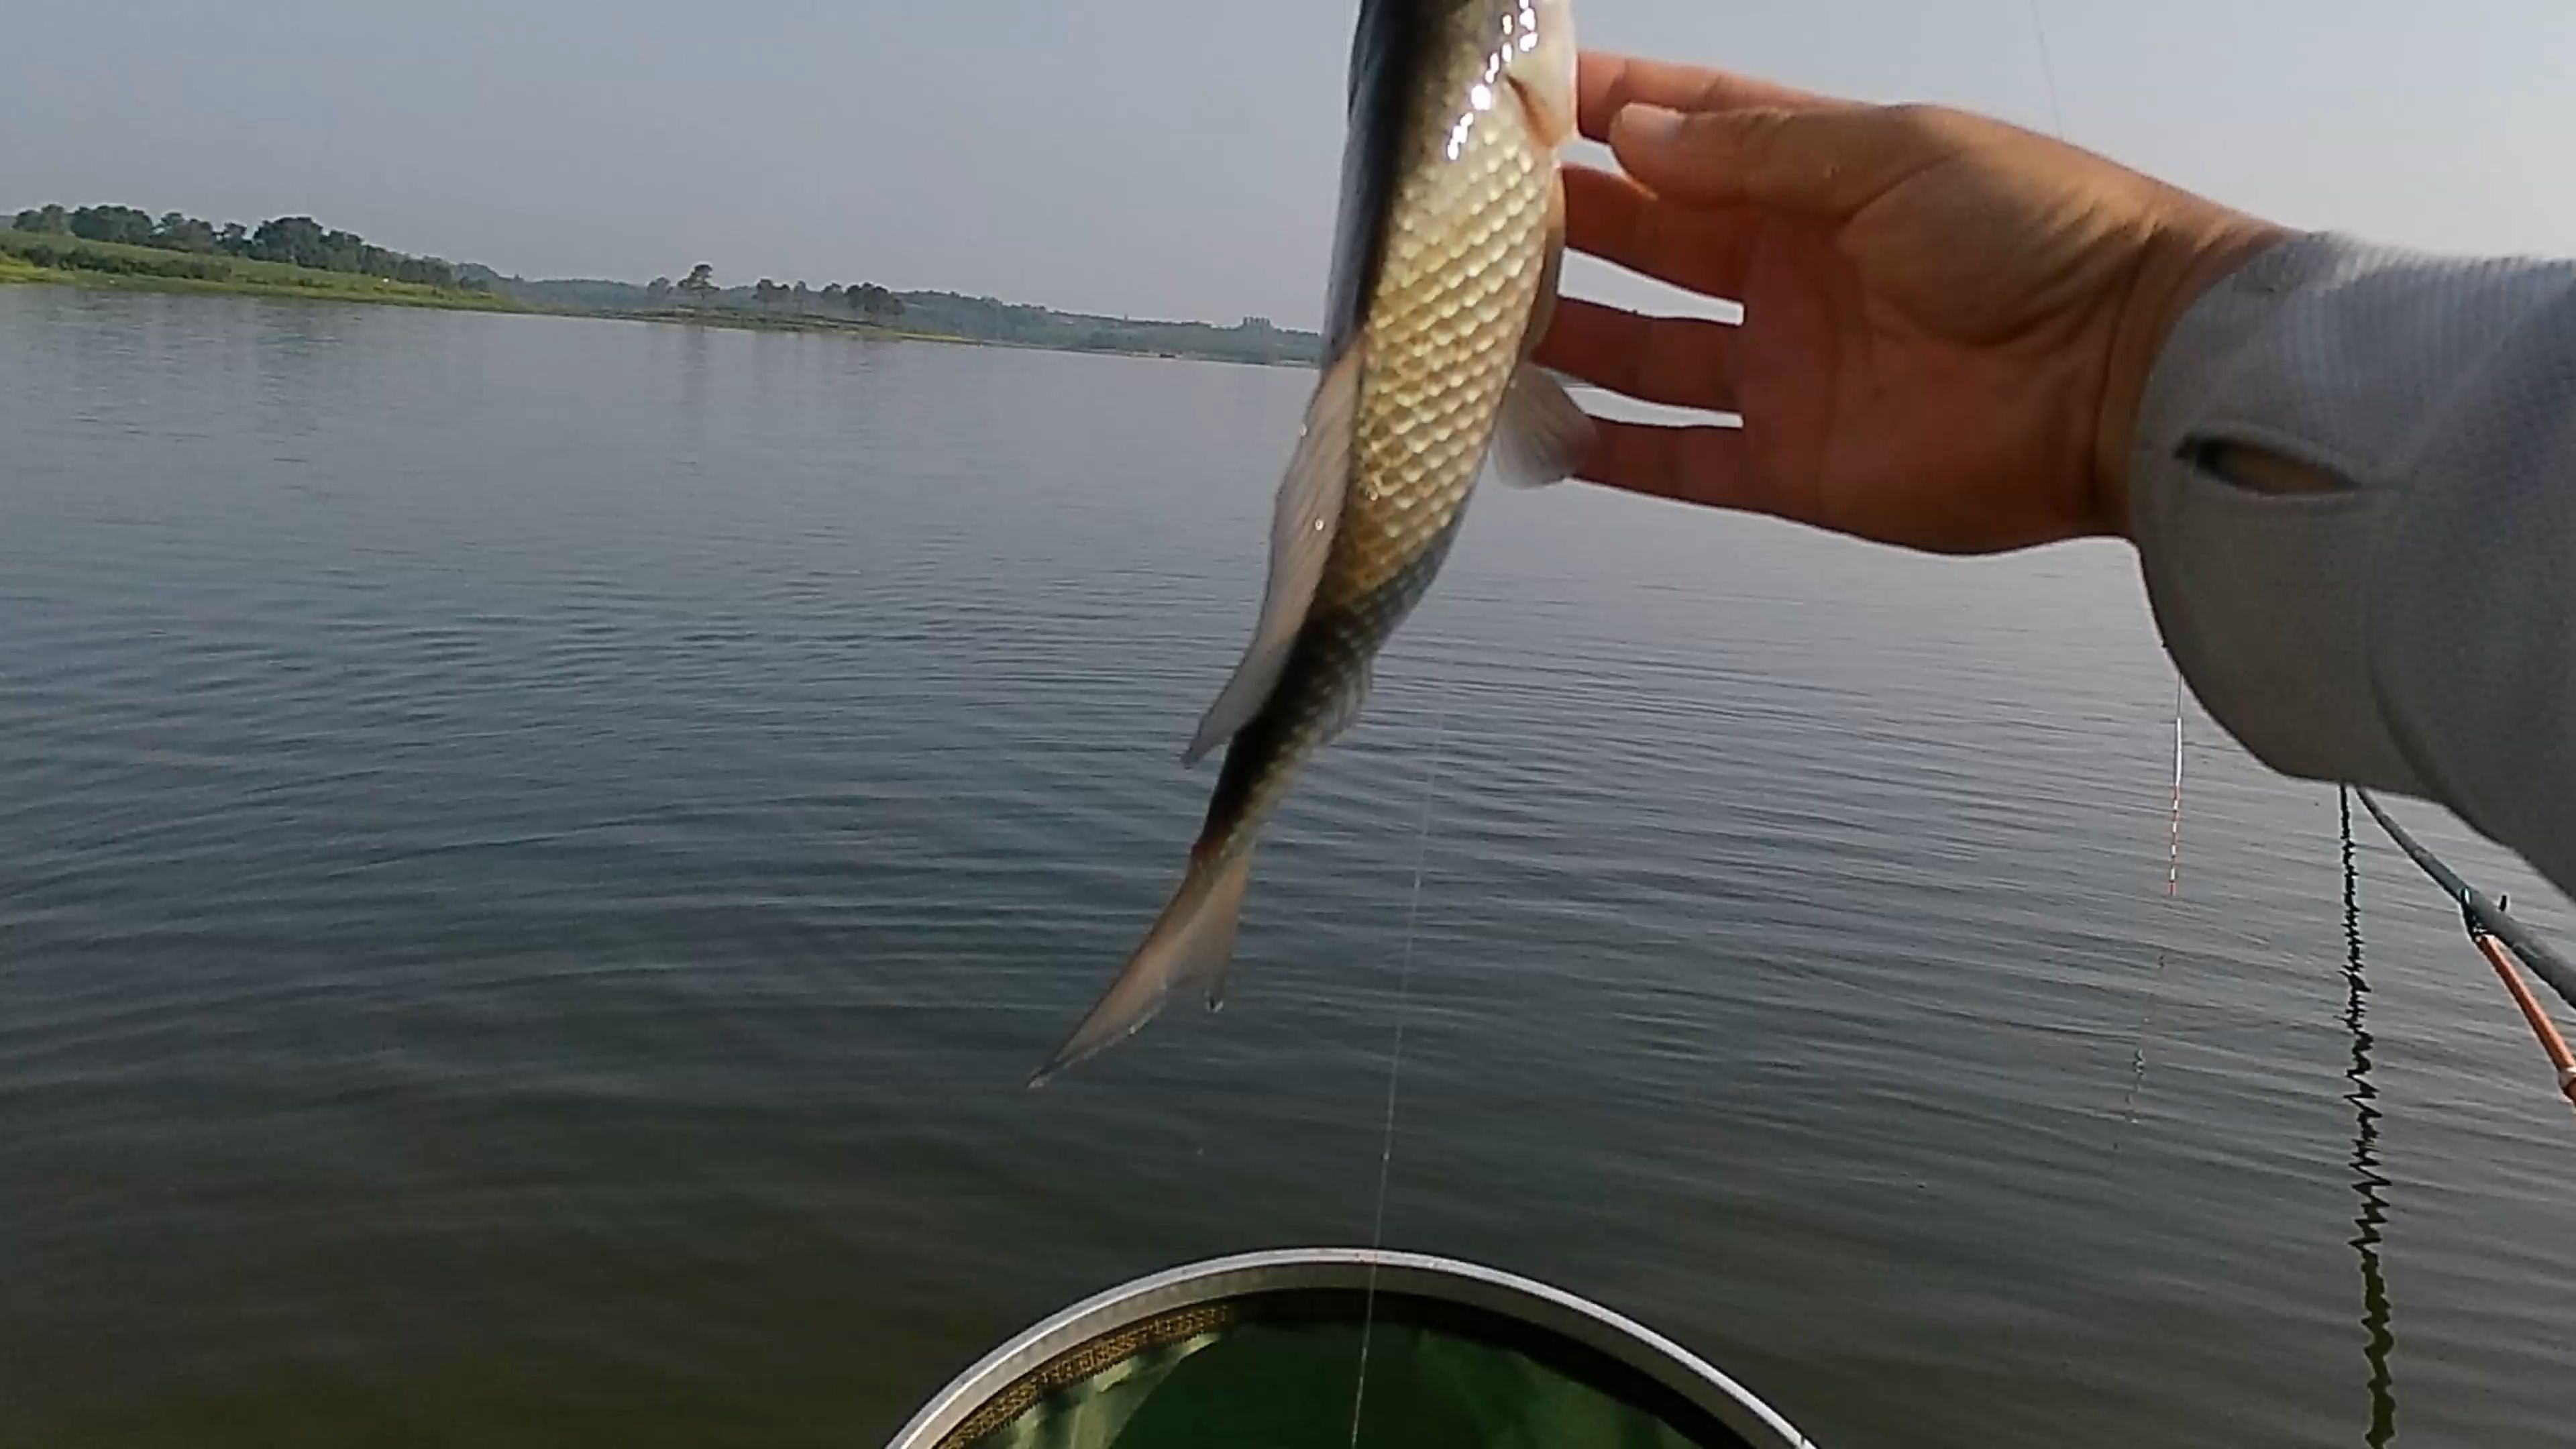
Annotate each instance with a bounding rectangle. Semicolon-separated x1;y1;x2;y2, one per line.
2093;202;2294;539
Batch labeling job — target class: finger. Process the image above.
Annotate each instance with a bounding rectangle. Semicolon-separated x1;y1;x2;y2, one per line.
1561;164;1762;301
1579;420;1786;520
1610;103;1904;217
1534;298;1740;414
1575;52;1840;144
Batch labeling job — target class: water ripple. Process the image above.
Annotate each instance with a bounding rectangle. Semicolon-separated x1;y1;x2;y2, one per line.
3;290;2573;1448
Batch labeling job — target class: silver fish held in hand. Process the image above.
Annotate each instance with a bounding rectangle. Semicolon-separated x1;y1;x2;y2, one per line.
1032;0;1593;1085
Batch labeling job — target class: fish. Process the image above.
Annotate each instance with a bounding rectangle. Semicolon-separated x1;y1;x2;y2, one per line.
1031;0;1593;1085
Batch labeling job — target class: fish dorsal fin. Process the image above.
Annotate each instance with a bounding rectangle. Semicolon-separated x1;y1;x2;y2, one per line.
1322;0;1419;356
1183;345;1363;765
1488;363;1594;488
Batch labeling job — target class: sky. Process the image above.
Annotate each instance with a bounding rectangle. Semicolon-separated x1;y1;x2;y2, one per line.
6;1;2574;329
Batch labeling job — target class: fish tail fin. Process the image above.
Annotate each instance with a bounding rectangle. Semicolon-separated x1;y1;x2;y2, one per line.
1028;849;1254;1087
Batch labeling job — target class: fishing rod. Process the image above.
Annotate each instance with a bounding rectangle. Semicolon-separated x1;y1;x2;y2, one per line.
2353;788;2576;1104
2469;928;2576;1105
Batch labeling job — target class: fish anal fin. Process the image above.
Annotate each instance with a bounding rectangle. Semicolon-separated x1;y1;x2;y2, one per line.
1183;346;1363;766
1028;851;1254;1086
1489;364;1593;490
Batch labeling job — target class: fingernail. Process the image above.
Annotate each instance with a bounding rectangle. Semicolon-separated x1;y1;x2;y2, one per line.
1615;103;1687;146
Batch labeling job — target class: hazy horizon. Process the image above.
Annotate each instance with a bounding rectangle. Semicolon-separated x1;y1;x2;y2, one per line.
7;1;2573;327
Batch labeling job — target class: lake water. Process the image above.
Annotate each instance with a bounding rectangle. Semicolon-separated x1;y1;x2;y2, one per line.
3;286;2573;1448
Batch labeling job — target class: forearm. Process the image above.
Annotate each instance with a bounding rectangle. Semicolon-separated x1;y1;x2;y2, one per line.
2127;232;2576;897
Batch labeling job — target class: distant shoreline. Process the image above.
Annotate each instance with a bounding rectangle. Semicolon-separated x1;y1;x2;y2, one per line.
0;229;1318;368
0;229;517;313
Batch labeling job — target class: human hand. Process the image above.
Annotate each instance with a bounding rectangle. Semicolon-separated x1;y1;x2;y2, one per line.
1536;54;2291;553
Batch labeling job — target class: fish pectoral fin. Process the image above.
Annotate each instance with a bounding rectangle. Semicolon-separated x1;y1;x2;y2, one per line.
1028;851;1254;1087
1503;0;1580;148
1487;364;1594;489
1183;345;1364;767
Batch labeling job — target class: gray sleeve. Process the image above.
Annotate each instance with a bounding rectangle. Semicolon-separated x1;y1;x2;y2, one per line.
2127;233;2576;898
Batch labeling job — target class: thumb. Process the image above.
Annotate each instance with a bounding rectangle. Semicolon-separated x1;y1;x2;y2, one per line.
1609;101;1898;217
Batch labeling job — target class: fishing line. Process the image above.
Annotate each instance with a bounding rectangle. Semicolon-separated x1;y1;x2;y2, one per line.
2113;686;2184;1155
2025;0;2189;1160
2167;677;2186;896
2027;0;2068;137
2108;950;2167;1165
1347;699;1448;1448
2110;610;2188;1155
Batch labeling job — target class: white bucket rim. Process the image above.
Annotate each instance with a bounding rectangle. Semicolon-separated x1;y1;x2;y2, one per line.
885;1245;1815;1449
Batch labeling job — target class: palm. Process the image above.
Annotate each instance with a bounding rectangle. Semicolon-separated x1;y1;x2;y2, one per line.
1731;181;2116;553
1534;55;2273;555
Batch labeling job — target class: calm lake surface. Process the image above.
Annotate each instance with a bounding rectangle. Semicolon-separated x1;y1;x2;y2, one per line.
3;287;2573;1448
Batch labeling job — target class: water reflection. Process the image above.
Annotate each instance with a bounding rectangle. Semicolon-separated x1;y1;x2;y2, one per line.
674;319;712;466
2340;787;2400;1448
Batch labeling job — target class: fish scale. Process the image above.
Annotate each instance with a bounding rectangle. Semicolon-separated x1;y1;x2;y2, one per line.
1223;0;1554;843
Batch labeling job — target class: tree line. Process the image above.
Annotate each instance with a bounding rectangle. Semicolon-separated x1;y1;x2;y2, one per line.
9;204;485;290
8;203;1320;362
643;263;906;322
